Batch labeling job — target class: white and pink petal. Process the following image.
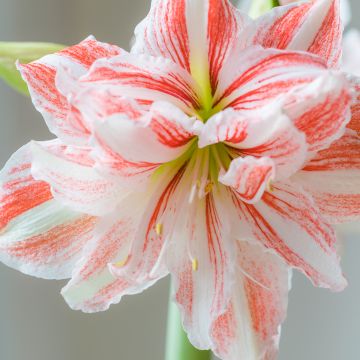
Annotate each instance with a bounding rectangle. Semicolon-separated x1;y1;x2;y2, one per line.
0;143;96;280
248;0;342;67
167;183;235;349
285;73;351;152
199;105;307;180
231;181;346;291
131;0;249;92
30;140;125;216
214;46;327;111
211;241;290;360
219;156;275;204
293;130;360;223
61;193;149;313
18;36;122;144
79;52;200;113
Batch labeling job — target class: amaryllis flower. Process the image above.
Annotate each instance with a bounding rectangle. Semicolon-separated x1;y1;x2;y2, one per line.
1;0;359;359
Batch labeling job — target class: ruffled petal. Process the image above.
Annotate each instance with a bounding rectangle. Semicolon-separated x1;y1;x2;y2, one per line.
286;73;351;152
348;77;360;136
211;241;290;360
231;181;346;291
18;36;121;144
215;45;351;153
88;101;197;187
0;143;96;279
198;105;307;179
61;193;148;313
109;166;187;286
131;0;249;92
167;185;235;349
214;46;327;111
219;156;275;204
248;0;342;67
30;140;125;216
293;130;360;223
76;51;200;113
90;99;197;162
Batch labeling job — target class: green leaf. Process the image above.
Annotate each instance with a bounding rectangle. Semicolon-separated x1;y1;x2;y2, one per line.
249;0;280;18
0;42;65;96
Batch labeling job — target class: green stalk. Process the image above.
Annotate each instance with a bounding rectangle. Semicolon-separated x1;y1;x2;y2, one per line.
165;286;212;360
249;0;280;18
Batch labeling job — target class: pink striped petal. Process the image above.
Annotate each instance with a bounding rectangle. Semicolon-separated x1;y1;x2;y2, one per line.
18;36;121;144
109;166;187;286
219;156;275;204
211;241;290;360
61;193;150;313
348;77;360;136
91;101;197;182
79;51;200;113
30;140;125;216
249;0;342;67
0;143;96;279
286;73;351;152
231;181;346;291
199;105;307;179
132;0;248;92
167;186;235;349
294;130;360;223
214;46;327;111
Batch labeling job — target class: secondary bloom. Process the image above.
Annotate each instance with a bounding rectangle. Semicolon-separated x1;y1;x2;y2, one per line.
0;0;359;359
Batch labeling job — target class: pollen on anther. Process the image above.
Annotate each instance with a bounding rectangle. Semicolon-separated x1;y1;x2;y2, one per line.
114;257;128;268
267;180;275;193
192;258;199;271
155;223;163;236
205;181;214;194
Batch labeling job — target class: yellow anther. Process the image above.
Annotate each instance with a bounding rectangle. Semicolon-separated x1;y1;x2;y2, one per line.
196;179;201;189
114;257;128;268
267;180;274;193
155;223;163;236
204;181;214;194
192;258;199;272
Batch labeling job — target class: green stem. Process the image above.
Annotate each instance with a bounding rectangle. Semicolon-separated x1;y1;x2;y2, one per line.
249;0;280;18
165;285;212;360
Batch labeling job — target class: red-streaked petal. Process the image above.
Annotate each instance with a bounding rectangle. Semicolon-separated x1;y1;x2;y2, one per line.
214;46;327;111
249;0;342;67
286;73;351;152
219;156;275;204
211;241;290;360
109;166;187;285
61;193;151;313
168;186;235;349
18;36;122;144
78;51;200;113
0;143;96;279
199;106;307;179
348;77;360;136
231;181;346;291
91;100;197;163
294;130;360;223
30;140;126;216
91;101;197;183
131;0;248;92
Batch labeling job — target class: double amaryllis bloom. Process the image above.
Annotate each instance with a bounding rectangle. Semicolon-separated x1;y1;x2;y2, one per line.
1;0;359;359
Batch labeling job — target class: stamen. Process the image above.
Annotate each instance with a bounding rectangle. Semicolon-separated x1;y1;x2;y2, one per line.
155;223;163;236
204;180;214;194
192;258;199;271
267;180;275;193
113;257;128;268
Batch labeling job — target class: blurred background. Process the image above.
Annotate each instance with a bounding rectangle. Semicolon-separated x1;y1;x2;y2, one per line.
0;1;359;359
